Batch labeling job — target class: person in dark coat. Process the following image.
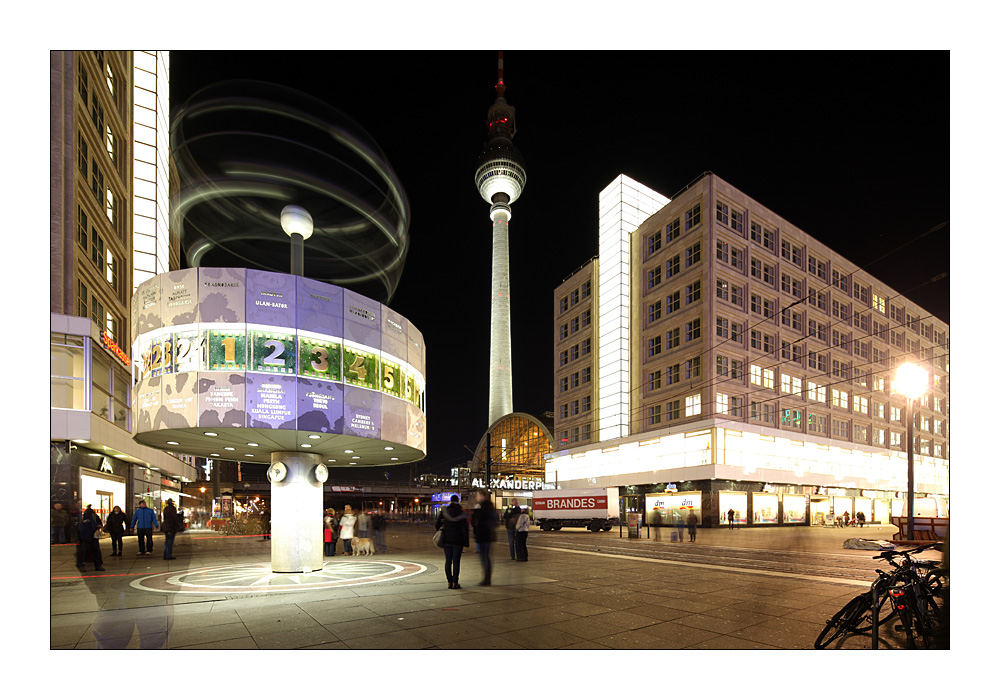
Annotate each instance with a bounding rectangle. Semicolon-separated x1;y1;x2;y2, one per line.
502;500;522;560
76;505;105;571
161;499;180;560
105;505;128;556
471;491;499;586
687;511;699;542
435;495;470;589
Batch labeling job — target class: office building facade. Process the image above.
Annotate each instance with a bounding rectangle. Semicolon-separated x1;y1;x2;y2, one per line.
51;51;195;531
551;173;949;527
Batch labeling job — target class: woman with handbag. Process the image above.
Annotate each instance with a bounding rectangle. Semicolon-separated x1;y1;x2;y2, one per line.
435;495;469;589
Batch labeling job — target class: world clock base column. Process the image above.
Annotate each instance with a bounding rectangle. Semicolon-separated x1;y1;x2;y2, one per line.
268;451;326;573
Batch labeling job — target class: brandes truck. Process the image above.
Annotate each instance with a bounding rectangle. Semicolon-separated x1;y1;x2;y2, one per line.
531;488;620;532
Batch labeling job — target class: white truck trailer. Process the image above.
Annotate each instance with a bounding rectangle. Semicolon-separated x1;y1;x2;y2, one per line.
531;488;620;531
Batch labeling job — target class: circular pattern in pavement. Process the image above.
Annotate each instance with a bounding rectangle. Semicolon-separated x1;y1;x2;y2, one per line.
130;559;426;595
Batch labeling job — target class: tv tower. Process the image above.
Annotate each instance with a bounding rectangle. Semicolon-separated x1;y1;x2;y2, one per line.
475;51;527;427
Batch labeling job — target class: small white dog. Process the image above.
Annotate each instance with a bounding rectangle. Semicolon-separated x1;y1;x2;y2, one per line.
351;537;375;556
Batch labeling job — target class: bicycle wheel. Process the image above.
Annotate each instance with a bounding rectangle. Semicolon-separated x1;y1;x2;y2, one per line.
925;568;949;596
815;595;870;649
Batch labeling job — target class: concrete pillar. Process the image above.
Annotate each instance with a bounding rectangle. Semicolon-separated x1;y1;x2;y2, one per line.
268;451;324;573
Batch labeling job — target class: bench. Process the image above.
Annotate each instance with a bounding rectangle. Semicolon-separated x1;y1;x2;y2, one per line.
890;516;949;541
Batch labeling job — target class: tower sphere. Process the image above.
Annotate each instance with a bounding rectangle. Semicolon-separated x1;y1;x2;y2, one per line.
474;142;527;211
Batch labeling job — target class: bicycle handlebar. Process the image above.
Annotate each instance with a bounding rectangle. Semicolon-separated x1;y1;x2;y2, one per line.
872;542;941;561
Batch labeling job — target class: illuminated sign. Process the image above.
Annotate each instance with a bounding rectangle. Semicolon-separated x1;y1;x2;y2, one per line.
102;330;130;366
471;477;551;491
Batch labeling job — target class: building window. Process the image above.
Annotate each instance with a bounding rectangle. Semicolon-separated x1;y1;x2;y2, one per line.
666;364;680;385
559;404;568;419
77;206;89;250
731;210;744;233
763;263;775;286
832;269;850;293
559;350;568;367
581;281;591;298
649;405;662;425
717;393;729;415
648;370;662;391
559;296;568;313
665;254;681;279
570;289;580;306
685;281;701;304
807;382;826;404
581;310;591;327
664;290;681;315
763;299;775;318
781;408;802;428
570;316;580;333
666;400;681;420
559;377;568;393
832;388;848;409
105;125;117;167
686;357;700;379
78;132;89;176
685;319;701;342
716;355;729;376
853;395;869;415
750;294;761;315
872;292;886;314
717;279;729;302
77;280;89;318
648;301;662;324
666;327;680;349
570;344;580;361
648;336;662;357
666;218;681;242
751;402;774;424
717;241;729;264
647;230;662;256
685;203;701;230
559;323;568;340
808;413;827;434
685;394;701;417
730;247;744;271
716;202;729;226
647;266;662;289
78;63;89;102
716;317;729;339
582;367;591;384
833;419;850;439
685;243;701;267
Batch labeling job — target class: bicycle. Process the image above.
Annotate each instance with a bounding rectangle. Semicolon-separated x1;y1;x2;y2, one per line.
815;542;947;649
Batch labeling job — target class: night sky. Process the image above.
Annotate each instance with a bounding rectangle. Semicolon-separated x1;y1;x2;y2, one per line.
168;50;950;477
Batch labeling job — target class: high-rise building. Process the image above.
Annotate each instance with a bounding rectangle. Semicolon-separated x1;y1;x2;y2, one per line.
475;52;526;427
551;172;949;527
50;51;194;528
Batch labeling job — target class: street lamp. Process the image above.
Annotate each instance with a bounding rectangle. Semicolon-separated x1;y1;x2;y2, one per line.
896;362;929;541
280;205;314;277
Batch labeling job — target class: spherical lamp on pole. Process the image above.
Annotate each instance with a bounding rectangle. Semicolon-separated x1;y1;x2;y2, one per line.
280;205;313;276
896;362;929;541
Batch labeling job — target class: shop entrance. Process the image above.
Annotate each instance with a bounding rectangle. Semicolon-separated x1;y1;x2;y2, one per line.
621;494;643;538
96;490;113;524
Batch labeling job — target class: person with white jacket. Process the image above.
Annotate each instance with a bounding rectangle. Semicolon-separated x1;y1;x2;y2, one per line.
514;509;531;562
339;505;357;555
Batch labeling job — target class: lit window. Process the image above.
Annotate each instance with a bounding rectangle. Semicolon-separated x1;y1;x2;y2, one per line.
685;394;701;417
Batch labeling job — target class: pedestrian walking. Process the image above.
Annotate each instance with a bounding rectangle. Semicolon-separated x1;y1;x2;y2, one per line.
727;508;736;530
51;502;70;544
687;511;699;542
650;508;663;541
856;511;866;527
161;498;180;560
514;509;531;561
76;505;105;571
339;505;357;555
105;505;128;556
471;491;499;585
357;509;371;539
503;499;522;560
260;507;271;540
323;509;336;556
131;500;159;555
435;495;470;589
373;508;388;553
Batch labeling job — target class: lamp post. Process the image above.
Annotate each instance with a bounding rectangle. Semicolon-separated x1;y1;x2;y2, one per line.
280;205;313;276
896;362;928;541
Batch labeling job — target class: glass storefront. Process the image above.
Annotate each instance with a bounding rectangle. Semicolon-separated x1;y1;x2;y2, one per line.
718;491;748;525
782;494;807;524
645;491;701;526
752;492;779;524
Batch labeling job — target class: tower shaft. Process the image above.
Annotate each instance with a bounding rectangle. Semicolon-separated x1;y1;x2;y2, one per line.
488;210;513;426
